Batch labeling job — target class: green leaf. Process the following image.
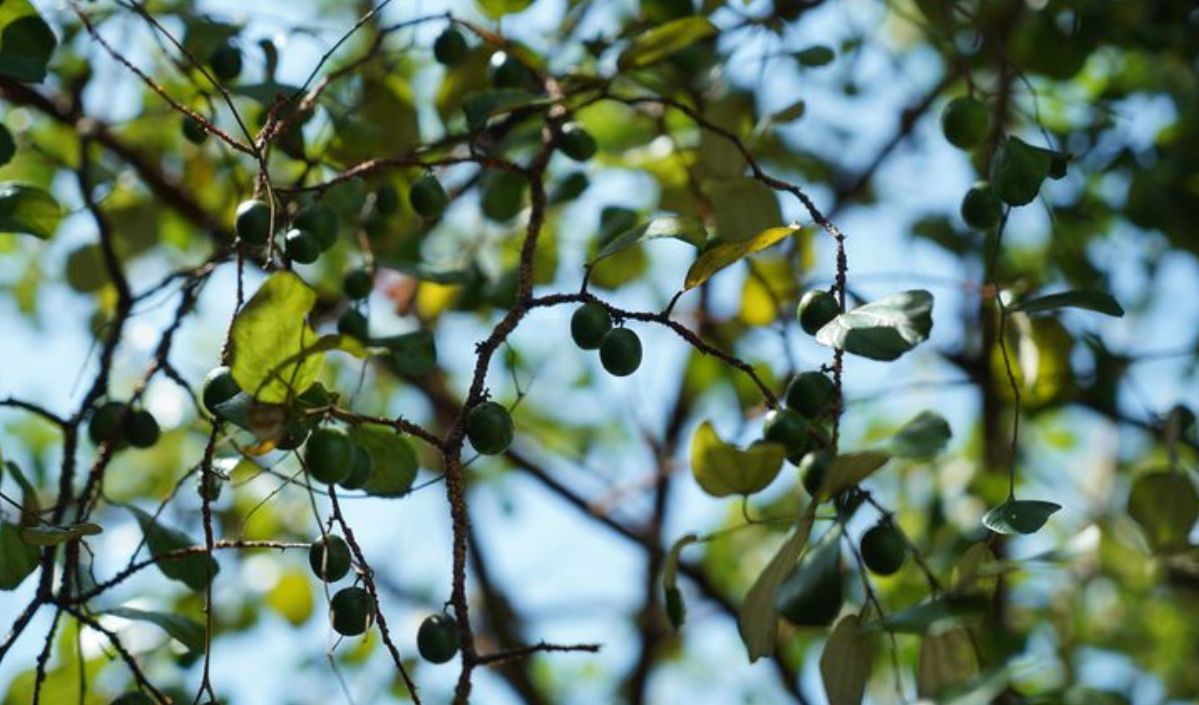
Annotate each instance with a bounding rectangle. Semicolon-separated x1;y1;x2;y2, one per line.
1011;290;1124;318
463;89;549;130
475;0;535;18
105;606;205;654
737;507;816;661
348;424;419;497
129;507;218;591
818;451;891;498
1127;472;1198;553
388;262;476;284
0;182;62;239
662;533;699;630
795;45;836;67
885;411;951;459
228;82;303;105
375;330;437;377
0;522;39;590
981;499;1061;535
230;271;325;403
769;99;807;124
19;523;102;546
683;225;797;290
0;0;57;83
992;136;1053;206
917;627;980;697
592;216;707;263
815;289;934;361
3;460;39;525
689;421;786;497
820;614;874;705
265;568;314;627
618;16;718;71
329;77;419;165
873;593;989;634
707;177;784;242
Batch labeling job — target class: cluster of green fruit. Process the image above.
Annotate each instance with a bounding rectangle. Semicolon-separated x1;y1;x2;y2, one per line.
87;400;160;450
177;40;242;146
234;198;341;266
570;303;643;377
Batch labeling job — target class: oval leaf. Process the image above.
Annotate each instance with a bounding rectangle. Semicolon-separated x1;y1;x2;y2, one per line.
348;424;419;497
593;216;706;263
873;593;989;635
981;499;1061;535
618;16;718;71
1011;290;1124;318
885;411;951;459
690;421;786;497
0;182;62;239
0;522;39;590
820;614;874;705
106;606;205;654
129;507;218;590
815;290;934;361
917;627;980;697
0;1;57;83
992;136;1052;206
737;508;816;661
230;271;325;403
1127;471;1198;553
684;226;797;291
818;451;891;499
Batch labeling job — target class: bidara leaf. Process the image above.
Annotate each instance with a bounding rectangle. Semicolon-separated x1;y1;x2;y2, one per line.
347;424;419;497
737;506;816;662
105;606;205;654
463;89;550;130
0;522;39;590
683;225;797;290
1010;290;1124;318
618;16;718;71
3;460;39;525
0;182;62;239
820;614;874;705
818;451;891;499
230;271;325;403
992;136;1053;206
662;533;700;630
885;411;951;459
690;421;786;497
917;627;980;697
872;593;989;634
592;216;707;263
129;507;218;591
0;1;57;83
19;523;102;546
1127;471;1198;553
475;0;535;19
981;499;1061;535
815;289;934;361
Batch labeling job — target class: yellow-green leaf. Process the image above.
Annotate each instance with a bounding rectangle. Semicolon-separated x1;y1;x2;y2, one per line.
737;507;816;661
0;182;61;239
618;16;718;71
266;568;314;627
230;271;325;403
917;627;979;697
690;421;786;497
0;1;57;83
683;226;797;290
1127;471;1198;553
820;614;874;705
818;451;891;498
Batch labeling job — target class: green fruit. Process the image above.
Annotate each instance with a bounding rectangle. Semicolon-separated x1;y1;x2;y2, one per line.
797;290;839;335
374;184;400;215
181;115;208;145
785;372;835;419
309;534;352;582
599;328;642;377
284;228;321;264
1048;153;1069;180
775;540;842;627
208;43;242;82
340;443;374;490
124;409;160;448
89;401;127;446
490;52;527;88
940;96;990;150
295;204;338;251
763;408;810;456
338;309;369;341
409;174;448;219
550;171;589;204
235;200;272;246
834;486;865;520
860;521;906;576
558;122;597;162
433;28;467;65
570;303;611;350
961;181;1003;230
481;171;526;222
305;427;354;484
466;401;514;455
798;450;832;496
330;586;375;636
343;269;373;300
417;613;460;664
202;366;241;417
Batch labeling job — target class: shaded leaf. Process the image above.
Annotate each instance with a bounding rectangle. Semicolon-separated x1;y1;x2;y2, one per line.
230;272;325;403
690;421;786;497
592;216;706;263
981;499;1061;535
375;330;437;377
0;182;61;239
1127;471;1198;553
737;507;816;661
885;411;951;459
662;533;699;630
820;614;874;705
19;523;101;546
0;1;57;83
0;522;39;590
917;627;979;697
818;451;891;498
706;177;784;242
874;593;989;634
684;226;797;290
1011;290;1124;318
992;136;1052;206
348;424;419;497
815;290;934;361
129;507;218;591
463;89;549;130
476;0;535;18
265;568;314;627
105;606;205;653
795;45;836;67
618;16;718;70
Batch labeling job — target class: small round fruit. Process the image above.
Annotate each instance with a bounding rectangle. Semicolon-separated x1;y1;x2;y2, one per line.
208;43;242;82
797;290;839;335
124;409;160;448
570;303;612;350
490;51;527;88
1048;153;1070;180
235;200;272;246
860;522;906;576
295;204;338;251
763;408;810;456
417;613;460;664
343;269;373;300
202;366;241;417
89;401;127;446
558;122;597;162
329;586;375;636
409;174;448;219
785;372;835;419
337;309;369;341
340;443;373;490
774;543;843;627
961;181;1003;230
941;96;990;150
309;534;352;582
599;328;642;377
466;401;514;455
181;115;208;145
374;184;400;215
304;427;354;485
798;450;832;496
433;28;467;65
284;228;320;264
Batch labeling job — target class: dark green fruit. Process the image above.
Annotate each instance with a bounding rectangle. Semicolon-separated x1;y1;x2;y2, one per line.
89;401;127;446
284;228;320;264
181;115;208;145
409;174;448;219
330;586;375;636
570;303;612;350
340;443;373;490
834;486;866;520
941;96;990;150
202;366;241;417
124;409;160;448
797;290;839;335
295;204;338;251
600;328;642;377
490;51;527;88
961;181;1003;230
558;122;597;162
208;43;242;82
775;540;842;627
235;200;272;246
798;450;832;496
1048;153;1069;180
785;372;835;419
374;184;400;215
433;28;467;65
550;171;589;204
343;269;373;300
860;521;906;576
338;309;369;341
763;408;810;456
304;427;354;485
466;401;514;455
481;171;526;222
309;534;352;582
417;613;460;664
